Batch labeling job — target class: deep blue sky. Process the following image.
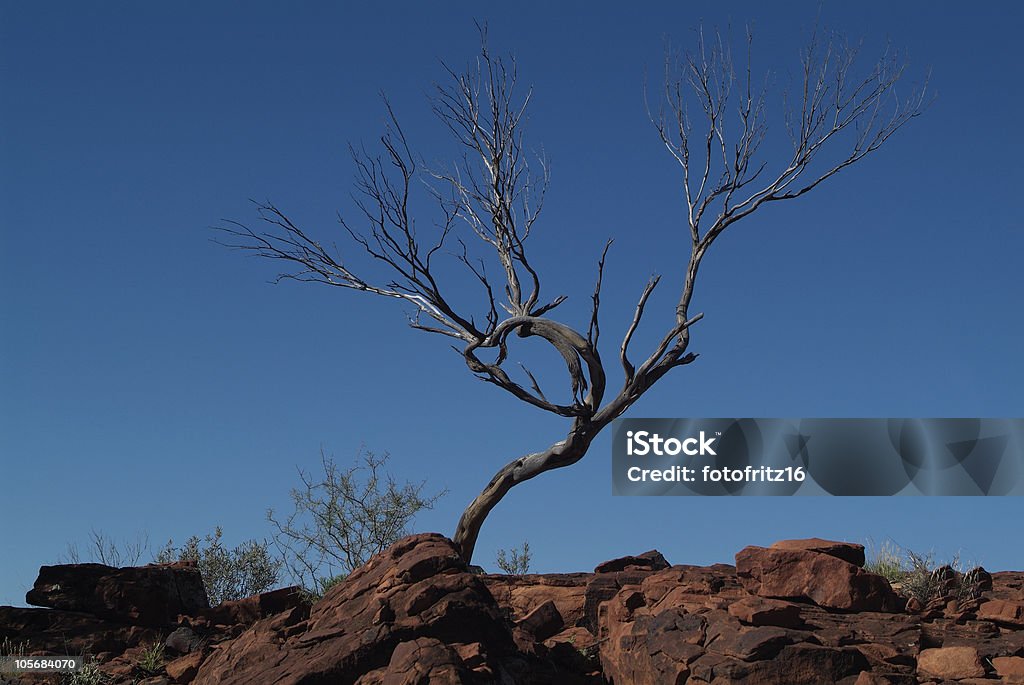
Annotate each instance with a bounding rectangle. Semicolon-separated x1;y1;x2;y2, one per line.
2;2;1022;606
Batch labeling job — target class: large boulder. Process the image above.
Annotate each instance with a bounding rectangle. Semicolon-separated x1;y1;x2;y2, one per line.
25;561;208;627
735;541;901;612
916;646;986;680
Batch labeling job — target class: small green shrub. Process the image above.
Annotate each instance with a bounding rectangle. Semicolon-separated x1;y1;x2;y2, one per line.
61;657;109;685
317;574;347;596
495;541;531;575
134;642;165;677
156;526;281;605
269;448;446;593
864;539;905;583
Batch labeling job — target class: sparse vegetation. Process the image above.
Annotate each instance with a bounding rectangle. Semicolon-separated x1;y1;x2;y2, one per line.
61;656;109;685
495;541;531;575
134;641;165;677
155;526;281;605
61;530;150;567
864;540;985;604
268;448;446;593
55;449;442;604
0;636;29;679
316;574;346;596
864;539;905;583
899;549;947;604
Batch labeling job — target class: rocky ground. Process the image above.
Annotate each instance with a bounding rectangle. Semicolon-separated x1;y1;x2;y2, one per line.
2;534;1023;684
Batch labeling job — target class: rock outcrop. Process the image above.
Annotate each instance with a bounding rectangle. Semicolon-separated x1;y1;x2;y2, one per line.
735;541;902;612
2;536;1023;684
193;532;594;684
25;561;208;627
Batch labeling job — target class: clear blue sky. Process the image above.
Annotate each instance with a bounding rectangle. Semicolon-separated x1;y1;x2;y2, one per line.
2;2;1022;606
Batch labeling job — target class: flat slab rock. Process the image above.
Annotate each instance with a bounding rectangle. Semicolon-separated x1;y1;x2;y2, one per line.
767;538;866;567
25;561;208;627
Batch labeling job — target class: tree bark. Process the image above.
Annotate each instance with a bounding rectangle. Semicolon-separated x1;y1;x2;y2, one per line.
452;425;597;562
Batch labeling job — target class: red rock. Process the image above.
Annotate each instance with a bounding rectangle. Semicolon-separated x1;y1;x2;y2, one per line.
978;598;1024;627
708;624;806;662
0;604;162;657
689;644;870;684
356;637;471;684
854;641;916;672
728;596;803;628
594;550;669;574
25;562;208;627
643;564;737;600
854;672;916;685
992;655;1024;683
515;600;563;642
916;646;985;680
192;534;580;684
5;537;1023;684
452;642;488;671
481;572;589;628
165;650;205;683
769;538;867;567
599;598;706;685
735;545;901;612
543;626;597;650
200;586;303;627
582;570;654;632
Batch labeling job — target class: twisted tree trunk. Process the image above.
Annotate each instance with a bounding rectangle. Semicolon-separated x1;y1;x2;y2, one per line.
452;423;599;562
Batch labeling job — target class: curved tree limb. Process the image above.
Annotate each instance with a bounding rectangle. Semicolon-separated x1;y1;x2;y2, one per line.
222;22;928;563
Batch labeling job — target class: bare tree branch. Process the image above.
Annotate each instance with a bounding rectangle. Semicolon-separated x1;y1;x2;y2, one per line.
222;22;928;563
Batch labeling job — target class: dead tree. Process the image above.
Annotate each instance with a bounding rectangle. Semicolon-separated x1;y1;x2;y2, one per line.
218;26;928;563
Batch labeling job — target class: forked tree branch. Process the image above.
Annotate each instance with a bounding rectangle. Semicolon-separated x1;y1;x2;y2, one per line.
221;23;928;562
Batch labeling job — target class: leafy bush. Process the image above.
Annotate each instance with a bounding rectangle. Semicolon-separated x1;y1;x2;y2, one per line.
156;527;281;605
268;448;446;593
495;541;531;575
